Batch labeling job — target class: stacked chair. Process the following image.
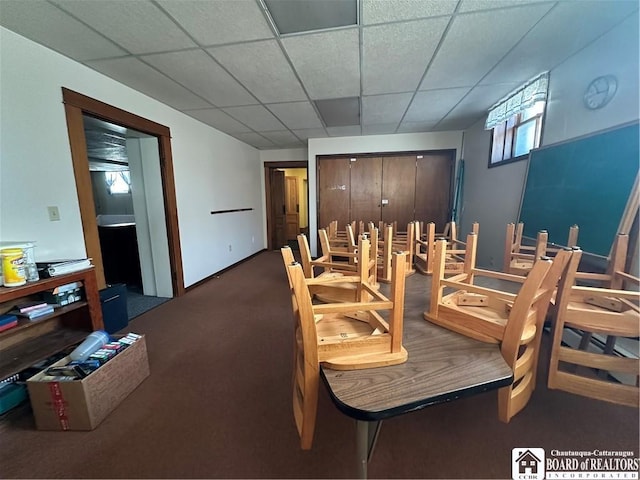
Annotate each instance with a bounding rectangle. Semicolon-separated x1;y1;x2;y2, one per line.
424;236;574;422
414;221;479;275
282;240;409;449
548;238;639;407
503;222;579;275
298;231;377;303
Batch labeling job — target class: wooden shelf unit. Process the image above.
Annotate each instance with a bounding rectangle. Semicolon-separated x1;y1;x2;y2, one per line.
0;268;104;380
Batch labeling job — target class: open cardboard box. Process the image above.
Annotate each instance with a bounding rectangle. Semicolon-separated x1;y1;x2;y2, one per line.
27;334;150;430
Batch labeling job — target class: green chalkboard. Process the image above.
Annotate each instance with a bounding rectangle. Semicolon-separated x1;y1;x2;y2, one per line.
519;122;639;257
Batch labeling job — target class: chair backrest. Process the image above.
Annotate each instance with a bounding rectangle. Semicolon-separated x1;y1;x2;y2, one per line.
287;261;320;450
548;247;640;407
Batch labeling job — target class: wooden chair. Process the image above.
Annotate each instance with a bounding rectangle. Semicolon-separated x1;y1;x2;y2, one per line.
548;246;639;407
318;227;358;269
504;223;579;275
284;248;408;449
424;237;573;422
297;232;378;303
414;222;479;275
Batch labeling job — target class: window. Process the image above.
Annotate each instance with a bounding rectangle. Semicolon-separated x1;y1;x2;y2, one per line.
490;101;545;165
486;72;548;167
105;171;131;194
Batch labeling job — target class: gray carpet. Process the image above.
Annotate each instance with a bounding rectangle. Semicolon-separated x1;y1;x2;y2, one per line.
126;290;170;320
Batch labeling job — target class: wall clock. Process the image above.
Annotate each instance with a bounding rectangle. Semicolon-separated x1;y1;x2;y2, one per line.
583;75;617;110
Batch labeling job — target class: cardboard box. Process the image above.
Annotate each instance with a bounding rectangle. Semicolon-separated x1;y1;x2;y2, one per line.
26;335;150;430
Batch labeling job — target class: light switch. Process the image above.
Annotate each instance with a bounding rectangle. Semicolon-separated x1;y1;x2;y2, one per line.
48;206;60;221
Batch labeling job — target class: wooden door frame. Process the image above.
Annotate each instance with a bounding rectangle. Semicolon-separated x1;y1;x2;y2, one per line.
62;87;185;297
264;161;308;250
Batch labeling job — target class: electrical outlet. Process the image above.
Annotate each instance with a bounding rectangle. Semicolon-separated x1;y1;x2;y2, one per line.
228;244;232;252
252;236;255;243
47;206;60;221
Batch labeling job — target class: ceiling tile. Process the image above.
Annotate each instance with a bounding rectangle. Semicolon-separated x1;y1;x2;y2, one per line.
157;0;273;46
481;1;640;86
265;0;357;34
232;132;275;149
397;121;438;133
266;102;324;129
208;40;306;103
52;0;196;54
141;50;257;107
86;57;210;110
184;109;252;134
362;93;413;125
221;105;286;131
260;130;301;146
433;114;483;131
419;4;554;90
362;17;449;95
436;83;520;128
0;0;126;61
363;124;399;135
362;0;456;25
404;88;469;122
459;0;552;13
327;125;362;136
282;28;360;99
291;128;328;140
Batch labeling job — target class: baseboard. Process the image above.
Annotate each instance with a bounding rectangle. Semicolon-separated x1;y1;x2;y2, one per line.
185;249;267;292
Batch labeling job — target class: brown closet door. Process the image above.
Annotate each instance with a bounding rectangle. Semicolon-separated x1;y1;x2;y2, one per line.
318;157;351;231
415;153;454;231
382;155;416;228
350;157;382;224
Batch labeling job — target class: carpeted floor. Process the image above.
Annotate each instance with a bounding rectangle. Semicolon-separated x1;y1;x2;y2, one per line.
1;250;638;479
126;289;171;320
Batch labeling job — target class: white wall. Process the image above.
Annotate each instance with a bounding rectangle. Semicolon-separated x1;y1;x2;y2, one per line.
461;11;639;269
307;132;464;254
0;27;264;288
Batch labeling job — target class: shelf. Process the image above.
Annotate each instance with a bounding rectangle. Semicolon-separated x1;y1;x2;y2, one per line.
0;302;88;338
0;267;102;381
0;268;95;304
0;328;87;380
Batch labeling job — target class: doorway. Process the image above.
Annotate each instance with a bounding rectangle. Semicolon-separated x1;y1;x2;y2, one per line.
62;88;185;299
264;161;308;250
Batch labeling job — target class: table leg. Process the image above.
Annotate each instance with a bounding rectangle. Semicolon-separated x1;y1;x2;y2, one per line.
356;419;382;479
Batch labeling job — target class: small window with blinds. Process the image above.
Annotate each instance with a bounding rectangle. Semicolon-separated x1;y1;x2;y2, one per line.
486;73;548;167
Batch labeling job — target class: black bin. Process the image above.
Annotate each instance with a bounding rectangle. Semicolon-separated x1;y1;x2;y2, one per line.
100;284;129;334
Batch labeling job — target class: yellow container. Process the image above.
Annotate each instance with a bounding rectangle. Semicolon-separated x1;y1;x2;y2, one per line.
1;248;26;287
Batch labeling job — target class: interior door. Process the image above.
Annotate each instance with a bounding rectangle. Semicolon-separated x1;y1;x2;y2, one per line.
318;157;351;231
381;155;416;228
350;157;382;224
271;169;287;248
285;176;299;240
415;153;454;231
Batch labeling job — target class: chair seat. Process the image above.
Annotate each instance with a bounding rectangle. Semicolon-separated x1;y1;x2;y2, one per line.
426;290;537;344
565;301;639;337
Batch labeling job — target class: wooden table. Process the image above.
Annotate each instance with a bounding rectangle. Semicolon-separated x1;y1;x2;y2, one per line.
320;275;513;478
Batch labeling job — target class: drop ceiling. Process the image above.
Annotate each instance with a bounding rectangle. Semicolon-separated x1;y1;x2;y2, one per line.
1;0;638;150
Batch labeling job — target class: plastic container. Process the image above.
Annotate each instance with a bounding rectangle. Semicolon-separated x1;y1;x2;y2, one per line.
69;330;110;362
1;248;26;287
0;241;38;283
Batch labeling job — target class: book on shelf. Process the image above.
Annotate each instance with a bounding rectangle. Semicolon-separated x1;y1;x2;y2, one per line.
0;320;18;332
10;305;55;320
36;258;92;277
13;301;48;314
0;313;19;333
